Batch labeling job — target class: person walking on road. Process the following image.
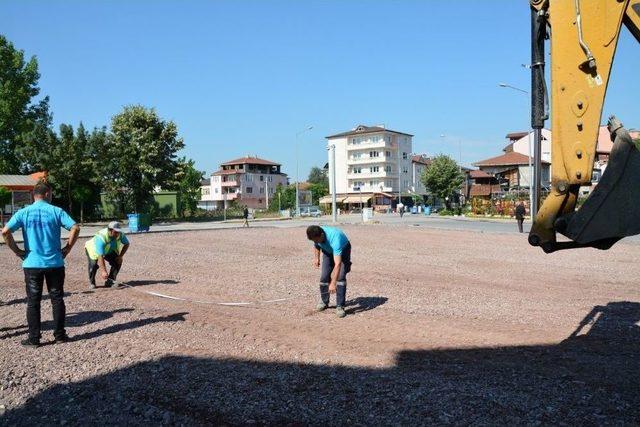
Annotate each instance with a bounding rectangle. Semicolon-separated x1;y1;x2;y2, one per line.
1;181;80;347
85;221;130;289
515;201;526;233
306;225;352;318
243;207;250;227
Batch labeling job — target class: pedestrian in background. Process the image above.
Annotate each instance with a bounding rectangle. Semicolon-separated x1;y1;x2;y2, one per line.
1;181;80;347
243;207;250;227
515;201;526;233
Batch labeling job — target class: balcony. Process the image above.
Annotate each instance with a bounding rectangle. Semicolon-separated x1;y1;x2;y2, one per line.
347;170;396;179
346;140;389;150
348;156;397;165
221;180;239;187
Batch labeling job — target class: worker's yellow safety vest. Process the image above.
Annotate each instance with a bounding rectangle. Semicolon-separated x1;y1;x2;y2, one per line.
84;228;125;260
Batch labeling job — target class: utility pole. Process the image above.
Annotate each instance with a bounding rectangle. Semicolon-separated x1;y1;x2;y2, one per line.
265;176;269;210
329;143;337;223
295;125;314;217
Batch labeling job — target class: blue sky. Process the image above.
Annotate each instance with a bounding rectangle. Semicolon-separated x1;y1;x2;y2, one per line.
2;1;640;177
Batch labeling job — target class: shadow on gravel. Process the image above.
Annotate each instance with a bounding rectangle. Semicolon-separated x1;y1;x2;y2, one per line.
345;296;388;315
0;309;136;340
69;311;188;342
3;302;639;425
124;279;180;287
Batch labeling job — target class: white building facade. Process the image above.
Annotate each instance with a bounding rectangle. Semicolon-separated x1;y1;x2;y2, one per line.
325;125;413;198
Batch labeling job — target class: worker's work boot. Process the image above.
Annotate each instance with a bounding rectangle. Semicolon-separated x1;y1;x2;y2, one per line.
316;302;328;312
336;306;346;318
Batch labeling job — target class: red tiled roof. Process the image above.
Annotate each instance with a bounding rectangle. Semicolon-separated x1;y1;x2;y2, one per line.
469;170;492;179
473;151;549;167
326;124;413;139
411;155;432;166
220;156;280;166
505;131;529;140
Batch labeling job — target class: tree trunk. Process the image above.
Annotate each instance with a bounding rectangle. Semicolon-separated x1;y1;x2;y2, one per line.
80;201;84;225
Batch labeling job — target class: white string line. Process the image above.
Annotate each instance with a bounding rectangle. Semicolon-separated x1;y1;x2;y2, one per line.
120;283;336;307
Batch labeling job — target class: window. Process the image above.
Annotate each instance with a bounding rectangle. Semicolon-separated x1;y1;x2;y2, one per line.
402;152;408;160
385;166;392;173
385;151;391;157
246;175;253;182
268;176;273;182
369;151;379;158
371;166;379;173
246;187;253;194
260;187;264;194
352;167;362;174
215;188;219;194
260;176;264;182
404;180;410;188
402;167;409;174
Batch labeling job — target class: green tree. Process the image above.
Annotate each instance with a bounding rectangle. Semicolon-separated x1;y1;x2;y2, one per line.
421;154;463;209
0;35;51;174
269;184;296;212
308;166;328;186
169;158;204;217
308;183;328;205
102;105;185;214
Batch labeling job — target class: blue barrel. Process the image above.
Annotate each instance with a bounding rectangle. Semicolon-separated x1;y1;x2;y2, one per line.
424;206;432;215
411;206;418;214
127;214;140;232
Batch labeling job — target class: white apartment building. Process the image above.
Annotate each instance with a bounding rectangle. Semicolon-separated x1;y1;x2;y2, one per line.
199;156;288;210
325;125;413;207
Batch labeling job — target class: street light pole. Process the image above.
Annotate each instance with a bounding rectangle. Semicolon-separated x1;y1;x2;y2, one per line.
295;125;313;217
499;82;535;218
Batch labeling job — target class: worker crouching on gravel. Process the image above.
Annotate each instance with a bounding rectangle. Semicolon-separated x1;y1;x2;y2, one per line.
306;225;352;318
85;221;130;289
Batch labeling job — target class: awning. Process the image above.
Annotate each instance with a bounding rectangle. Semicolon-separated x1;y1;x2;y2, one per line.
343;196;372;204
319;196;345;204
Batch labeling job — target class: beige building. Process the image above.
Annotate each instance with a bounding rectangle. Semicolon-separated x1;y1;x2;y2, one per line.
324;125;413;209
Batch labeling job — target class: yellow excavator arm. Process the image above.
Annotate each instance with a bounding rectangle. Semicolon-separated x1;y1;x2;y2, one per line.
528;0;640;252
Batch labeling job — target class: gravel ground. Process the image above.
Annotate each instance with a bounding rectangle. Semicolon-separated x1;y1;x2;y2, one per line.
1;225;639;425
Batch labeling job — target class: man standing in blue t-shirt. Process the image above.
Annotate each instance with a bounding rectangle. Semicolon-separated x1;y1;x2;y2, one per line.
1;182;80;347
306;225;352;318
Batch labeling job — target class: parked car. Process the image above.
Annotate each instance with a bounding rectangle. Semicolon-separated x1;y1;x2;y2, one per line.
300;206;322;217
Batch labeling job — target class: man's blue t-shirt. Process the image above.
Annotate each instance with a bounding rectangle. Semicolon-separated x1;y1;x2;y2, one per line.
315;226;350;255
6;200;77;268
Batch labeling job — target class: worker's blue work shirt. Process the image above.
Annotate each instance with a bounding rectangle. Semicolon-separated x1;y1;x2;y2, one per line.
315;226;350;255
6;200;77;269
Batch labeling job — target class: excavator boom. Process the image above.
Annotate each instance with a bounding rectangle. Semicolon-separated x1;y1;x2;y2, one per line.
528;0;640;253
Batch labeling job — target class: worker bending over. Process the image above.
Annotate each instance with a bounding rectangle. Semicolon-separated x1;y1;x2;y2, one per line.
85;221;130;289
